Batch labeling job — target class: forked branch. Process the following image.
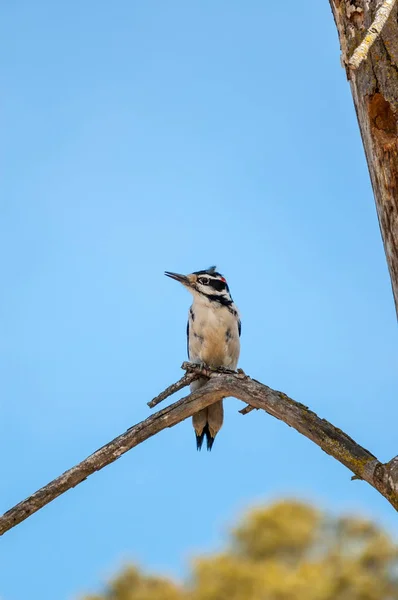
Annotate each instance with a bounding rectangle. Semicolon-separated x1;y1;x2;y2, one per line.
0;364;397;537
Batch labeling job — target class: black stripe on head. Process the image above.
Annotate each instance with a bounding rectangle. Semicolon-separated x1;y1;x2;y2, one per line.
209;278;228;293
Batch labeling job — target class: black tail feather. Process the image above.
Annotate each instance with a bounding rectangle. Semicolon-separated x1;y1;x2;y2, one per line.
206;427;215;451
196;423;215;451
196;429;206;451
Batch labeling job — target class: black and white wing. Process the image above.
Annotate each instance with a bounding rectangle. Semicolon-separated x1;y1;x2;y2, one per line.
186;320;190;359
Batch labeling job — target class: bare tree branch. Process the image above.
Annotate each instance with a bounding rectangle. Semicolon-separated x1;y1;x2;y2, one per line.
239;404;257;415
147;370;199;408
1;364;397;537
0;375;227;537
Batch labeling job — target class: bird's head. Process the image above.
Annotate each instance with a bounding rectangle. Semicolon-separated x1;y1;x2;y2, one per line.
165;266;233;306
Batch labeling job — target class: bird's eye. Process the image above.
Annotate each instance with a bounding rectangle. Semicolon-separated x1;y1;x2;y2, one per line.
198;277;209;285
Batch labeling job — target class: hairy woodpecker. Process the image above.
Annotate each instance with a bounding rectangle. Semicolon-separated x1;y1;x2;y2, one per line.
165;266;241;450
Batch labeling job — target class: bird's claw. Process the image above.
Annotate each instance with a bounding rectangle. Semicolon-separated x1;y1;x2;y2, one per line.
216;366;235;374
189;361;210;372
188;363;245;377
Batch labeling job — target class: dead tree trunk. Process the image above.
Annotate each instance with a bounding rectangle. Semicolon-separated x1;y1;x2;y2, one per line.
329;0;398;317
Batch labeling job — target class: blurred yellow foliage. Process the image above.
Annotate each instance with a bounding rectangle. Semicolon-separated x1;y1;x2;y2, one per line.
80;500;398;600
81;565;183;600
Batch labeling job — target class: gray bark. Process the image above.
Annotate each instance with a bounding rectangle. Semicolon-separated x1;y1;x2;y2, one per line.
1;364;397;537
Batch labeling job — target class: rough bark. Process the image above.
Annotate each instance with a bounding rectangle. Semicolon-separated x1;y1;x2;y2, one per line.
0;378;226;536
1;364;397;537
329;0;398;316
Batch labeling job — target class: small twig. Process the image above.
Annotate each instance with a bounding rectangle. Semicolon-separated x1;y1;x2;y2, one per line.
348;0;396;69
148;362;240;409
148;371;199;408
239;404;257;415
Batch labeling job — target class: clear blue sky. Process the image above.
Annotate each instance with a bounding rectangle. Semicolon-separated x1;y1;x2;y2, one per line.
1;2;397;599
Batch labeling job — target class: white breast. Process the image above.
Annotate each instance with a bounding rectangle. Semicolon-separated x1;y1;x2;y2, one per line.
188;298;240;369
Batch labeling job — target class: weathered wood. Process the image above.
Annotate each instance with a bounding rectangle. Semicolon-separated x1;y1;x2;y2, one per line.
147;370;200;408
348;0;397;69
0;381;227;536
329;0;398;317
1;364;397;537
219;377;396;507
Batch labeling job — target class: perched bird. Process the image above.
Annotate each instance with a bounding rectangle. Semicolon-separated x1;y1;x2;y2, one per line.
165;266;241;450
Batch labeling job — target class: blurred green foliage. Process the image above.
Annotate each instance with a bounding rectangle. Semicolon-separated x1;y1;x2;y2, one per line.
80;500;398;600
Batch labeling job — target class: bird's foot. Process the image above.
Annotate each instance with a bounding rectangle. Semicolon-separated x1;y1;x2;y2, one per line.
214;366;247;376
188;361;210;373
214;366;236;374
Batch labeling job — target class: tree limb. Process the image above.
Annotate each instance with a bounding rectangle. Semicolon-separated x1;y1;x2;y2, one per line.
1;364;397;537
0;375;227;537
329;0;398;318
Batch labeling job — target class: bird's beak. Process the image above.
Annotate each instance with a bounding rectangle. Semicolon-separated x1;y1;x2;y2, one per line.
164;271;191;286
